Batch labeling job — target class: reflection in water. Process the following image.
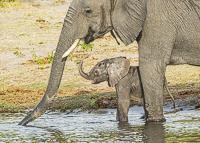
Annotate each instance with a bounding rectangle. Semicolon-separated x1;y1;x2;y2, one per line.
0;107;200;142
117;122;165;143
143;122;165;143
26;125;66;142
118;122;143;142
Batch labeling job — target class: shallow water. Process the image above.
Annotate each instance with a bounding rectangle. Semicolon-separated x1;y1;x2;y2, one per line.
1;105;200;142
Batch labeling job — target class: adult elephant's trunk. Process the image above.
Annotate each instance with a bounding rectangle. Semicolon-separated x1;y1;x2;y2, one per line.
18;24;80;126
78;59;90;80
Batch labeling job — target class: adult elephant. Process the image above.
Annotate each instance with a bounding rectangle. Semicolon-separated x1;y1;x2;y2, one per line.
19;0;200;125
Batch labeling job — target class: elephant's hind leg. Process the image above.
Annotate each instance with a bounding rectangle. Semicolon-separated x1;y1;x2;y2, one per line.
139;59;166;122
138;21;175;122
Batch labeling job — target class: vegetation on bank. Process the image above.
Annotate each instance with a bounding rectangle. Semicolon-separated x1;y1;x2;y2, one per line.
51;93;109;112
0;84;200;113
0;0;23;8
0;90;117;113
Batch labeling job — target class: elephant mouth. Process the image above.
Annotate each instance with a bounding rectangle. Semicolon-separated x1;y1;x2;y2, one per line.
85;26;113;44
91;80;100;84
85;27;95;44
91;80;96;84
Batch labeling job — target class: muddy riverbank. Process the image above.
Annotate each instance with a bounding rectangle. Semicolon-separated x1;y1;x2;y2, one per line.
51;85;200;113
0;80;200;113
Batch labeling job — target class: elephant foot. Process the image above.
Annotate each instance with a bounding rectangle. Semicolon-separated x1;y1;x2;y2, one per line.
118;119;128;123
119;117;128;122
140;114;145;119
116;115;128;122
146;117;166;122
145;113;166;122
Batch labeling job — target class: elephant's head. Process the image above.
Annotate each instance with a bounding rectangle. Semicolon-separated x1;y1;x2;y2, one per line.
79;57;130;87
19;0;147;125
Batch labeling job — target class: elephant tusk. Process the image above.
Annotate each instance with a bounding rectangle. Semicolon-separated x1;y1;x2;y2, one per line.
62;39;80;58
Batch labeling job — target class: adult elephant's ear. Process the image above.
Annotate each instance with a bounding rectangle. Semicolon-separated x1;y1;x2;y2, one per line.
108;57;130;87
111;0;147;45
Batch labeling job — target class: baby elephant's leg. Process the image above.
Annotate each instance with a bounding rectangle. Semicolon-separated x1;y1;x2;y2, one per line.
116;85;131;122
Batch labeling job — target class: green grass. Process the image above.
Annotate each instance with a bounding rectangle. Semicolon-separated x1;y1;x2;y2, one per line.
52;94;100;111
0;70;31;91
59;82;85;90
19;82;47;90
165;130;200;143
0;100;38;113
15;81;86;91
52;92;117;112
0;101;22;113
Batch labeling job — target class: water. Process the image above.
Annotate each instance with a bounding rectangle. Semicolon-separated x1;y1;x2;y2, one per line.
0;106;200;142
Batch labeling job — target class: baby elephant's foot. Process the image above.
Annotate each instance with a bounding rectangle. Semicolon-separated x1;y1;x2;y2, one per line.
140;114;145;119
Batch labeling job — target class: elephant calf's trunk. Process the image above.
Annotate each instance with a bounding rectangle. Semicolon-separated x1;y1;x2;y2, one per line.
78;59;90;80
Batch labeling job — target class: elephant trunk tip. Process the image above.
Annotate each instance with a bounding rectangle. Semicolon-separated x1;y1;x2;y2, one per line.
18;95;51;126
18;108;46;126
18;111;35;126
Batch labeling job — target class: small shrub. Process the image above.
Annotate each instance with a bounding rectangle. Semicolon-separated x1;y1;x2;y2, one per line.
79;42;93;52
68;54;73;61
90;100;97;108
0;0;17;8
0;2;4;7
47;51;54;64
31;48;37;61
30;48;54;68
14;51;24;58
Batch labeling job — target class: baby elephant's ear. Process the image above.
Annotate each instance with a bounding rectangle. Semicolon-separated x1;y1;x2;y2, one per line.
108;57;130;87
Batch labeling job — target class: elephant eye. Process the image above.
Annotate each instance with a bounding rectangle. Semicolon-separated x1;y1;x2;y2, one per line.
85;7;92;14
86;9;92;13
98;62;104;67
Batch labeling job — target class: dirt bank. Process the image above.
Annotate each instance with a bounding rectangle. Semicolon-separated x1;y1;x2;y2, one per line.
50;84;200;112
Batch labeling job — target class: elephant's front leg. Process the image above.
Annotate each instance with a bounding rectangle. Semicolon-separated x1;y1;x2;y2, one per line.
115;83;131;122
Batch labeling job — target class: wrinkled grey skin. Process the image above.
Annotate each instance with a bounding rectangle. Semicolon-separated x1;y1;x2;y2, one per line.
19;0;200;125
79;57;174;121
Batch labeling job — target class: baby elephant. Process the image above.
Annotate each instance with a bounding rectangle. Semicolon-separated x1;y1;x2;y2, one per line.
79;57;174;122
